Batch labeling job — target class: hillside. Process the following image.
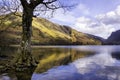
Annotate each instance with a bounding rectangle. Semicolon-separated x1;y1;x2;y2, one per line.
0;13;102;45
105;30;120;45
87;34;105;44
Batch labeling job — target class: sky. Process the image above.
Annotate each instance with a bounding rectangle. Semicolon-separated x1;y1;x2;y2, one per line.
49;0;120;39
0;0;120;39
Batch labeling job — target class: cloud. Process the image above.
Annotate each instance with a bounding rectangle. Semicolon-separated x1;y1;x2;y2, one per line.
49;9;76;26
73;5;120;39
49;3;120;39
74;17;115;38
70;4;90;17
95;6;120;25
50;3;89;26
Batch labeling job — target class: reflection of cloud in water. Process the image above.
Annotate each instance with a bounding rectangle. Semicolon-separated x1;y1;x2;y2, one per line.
71;46;120;52
32;52;120;80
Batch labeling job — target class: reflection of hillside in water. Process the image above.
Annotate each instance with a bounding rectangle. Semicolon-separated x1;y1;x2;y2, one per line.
32;51;120;80
33;47;95;73
1;46;120;80
0;46;96;80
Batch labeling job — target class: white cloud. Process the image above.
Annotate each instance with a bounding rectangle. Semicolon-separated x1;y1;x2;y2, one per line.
70;4;90;17
75;4;90;15
50;3;89;26
49;9;76;26
116;5;120;16
74;17;115;38
73;5;120;39
49;3;120;39
95;7;120;25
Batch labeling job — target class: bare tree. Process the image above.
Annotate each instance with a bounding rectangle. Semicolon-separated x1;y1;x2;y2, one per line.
0;0;77;67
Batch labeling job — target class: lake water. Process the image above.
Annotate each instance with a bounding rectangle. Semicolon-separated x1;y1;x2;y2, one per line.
0;46;120;80
32;46;120;80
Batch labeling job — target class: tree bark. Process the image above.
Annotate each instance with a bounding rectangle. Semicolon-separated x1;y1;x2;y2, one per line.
15;8;36;67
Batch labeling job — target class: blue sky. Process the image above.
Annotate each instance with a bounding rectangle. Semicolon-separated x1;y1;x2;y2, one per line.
0;0;120;39
49;0;120;39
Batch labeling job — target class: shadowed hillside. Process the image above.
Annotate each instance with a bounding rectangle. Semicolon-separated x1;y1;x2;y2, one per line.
0;13;102;45
105;30;120;45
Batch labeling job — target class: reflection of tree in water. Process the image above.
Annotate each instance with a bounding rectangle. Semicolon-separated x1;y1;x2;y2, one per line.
0;46;96;79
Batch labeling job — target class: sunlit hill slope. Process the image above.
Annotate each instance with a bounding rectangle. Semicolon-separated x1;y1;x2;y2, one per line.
0;13;102;45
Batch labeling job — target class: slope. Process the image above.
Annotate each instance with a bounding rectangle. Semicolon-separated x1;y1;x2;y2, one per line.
105;30;120;45
0;13;102;45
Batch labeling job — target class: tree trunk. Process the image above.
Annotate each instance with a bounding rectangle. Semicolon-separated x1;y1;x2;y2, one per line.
15;8;36;67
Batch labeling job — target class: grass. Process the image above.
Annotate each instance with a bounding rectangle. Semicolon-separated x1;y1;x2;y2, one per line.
33;18;70;39
0;13;102;45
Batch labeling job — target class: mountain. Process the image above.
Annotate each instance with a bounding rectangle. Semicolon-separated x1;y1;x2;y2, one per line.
0;13;102;45
87;34;105;44
105;30;120;45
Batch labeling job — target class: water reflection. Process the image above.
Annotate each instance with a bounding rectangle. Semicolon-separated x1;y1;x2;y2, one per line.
0;46;95;80
32;47;95;73
1;46;120;80
0;73;17;80
32;48;120;80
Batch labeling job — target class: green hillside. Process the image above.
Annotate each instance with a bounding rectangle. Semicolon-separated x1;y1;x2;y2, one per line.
0;13;102;45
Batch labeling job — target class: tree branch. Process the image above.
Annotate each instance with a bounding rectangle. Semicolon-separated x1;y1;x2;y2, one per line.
20;0;29;9
43;3;74;10
43;0;57;4
29;0;44;8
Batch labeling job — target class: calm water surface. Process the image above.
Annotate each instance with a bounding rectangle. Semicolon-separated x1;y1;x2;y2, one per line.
32;46;120;80
0;46;120;80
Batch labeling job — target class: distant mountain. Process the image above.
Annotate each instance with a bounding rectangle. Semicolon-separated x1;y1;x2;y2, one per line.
105;30;120;45
0;13;102;45
87;34;105;44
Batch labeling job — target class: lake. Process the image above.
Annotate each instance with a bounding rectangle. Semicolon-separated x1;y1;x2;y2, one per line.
0;46;120;80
